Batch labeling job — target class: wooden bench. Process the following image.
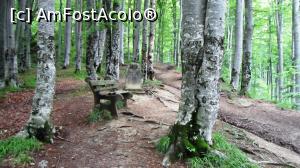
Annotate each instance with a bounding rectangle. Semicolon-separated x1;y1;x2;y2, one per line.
86;79;133;118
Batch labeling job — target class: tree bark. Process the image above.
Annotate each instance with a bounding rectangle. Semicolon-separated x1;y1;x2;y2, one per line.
17;0;28;73
293;0;300;110
17;0;56;143
0;0;7;88
142;0;149;78
127;0;132;62
106;0;121;80
86;0;98;80
75;0;83;73
163;0;226;166
6;0;18;87
240;0;253;96
132;0;142;62
230;0;244;91
119;0;125;65
57;0;63;65
172;0;178;66
63;0;72;69
276;0;284;100
146;0;156;80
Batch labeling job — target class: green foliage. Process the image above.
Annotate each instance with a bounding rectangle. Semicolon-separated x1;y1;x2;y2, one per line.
116;100;125;110
188;133;258;168
88;108;112;123
0;137;41;165
156;136;171;154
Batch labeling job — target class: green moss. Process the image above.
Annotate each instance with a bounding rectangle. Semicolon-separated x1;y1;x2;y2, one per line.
156;136;171;154
143;79;162;88
188;133;258;168
0;137;41;165
27;121;54;143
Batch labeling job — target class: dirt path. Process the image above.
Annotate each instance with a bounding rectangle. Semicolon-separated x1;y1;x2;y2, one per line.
1;64;300;167
154;64;300;156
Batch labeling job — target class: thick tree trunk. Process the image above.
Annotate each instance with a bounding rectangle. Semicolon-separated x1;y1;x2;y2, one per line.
230;0;244;91
63;0;72;69
0;1;7;88
132;0;142;62
75;0;83;73
6;0;18;87
106;1;120;80
293;0;300;110
163;0;226;166
86;0;98;80
240;0;253;96
276;0;284;100
142;0;149;78
17;0;56;142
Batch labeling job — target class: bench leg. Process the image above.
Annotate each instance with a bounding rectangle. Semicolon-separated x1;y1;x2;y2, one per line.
110;98;118;118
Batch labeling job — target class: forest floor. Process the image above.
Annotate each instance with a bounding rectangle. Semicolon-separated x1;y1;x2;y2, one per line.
0;64;300;167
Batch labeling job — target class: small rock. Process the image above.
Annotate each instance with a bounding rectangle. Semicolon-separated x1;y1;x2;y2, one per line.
38;160;48;168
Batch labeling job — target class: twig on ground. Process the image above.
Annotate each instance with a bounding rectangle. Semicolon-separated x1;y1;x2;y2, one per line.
55;136;74;143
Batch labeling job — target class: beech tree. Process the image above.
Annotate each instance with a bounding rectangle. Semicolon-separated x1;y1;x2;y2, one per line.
106;0;121;80
133;0;142;62
86;0;98;80
240;0;254;96
6;0;18;87
163;0;226;166
230;0;244;91
276;0;284;100
17;0;56;142
146;0;156;80
142;0;149;78
293;0;300;110
75;0;83;73
0;0;7;88
63;0;72;69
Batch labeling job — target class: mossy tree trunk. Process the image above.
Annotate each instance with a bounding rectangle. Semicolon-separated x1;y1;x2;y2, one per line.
0;0;7;88
142;0;149;79
75;0;83;73
63;0;72;69
18;0;56;143
163;0;226;166
147;0;156;80
133;0;142;63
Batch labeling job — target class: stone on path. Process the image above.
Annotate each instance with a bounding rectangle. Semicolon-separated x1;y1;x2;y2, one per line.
125;63;143;90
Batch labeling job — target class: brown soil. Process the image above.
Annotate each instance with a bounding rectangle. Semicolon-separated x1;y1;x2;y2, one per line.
0;64;299;167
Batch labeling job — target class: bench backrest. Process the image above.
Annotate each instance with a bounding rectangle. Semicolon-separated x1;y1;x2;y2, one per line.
87;80;118;92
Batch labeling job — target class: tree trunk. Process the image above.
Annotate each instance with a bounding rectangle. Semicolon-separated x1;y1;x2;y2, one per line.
63;0;72;69
146;0;156;80
230;0;244;91
240;0;253;96
127;0;132;62
75;0;83;73
6;0;18;87
17;0;27;73
132;0;142;62
293;0;300;110
276;0;284;100
57;0;63;65
24;0;34;70
163;0;226;166
106;0;121;80
17;0;56;143
172;0;178;66
119;0;125;65
142;0;149;78
86;0;98;80
0;0;7;88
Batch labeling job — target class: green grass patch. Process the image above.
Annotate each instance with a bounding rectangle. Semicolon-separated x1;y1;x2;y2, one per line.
0;137;42;165
156;133;257;168
156;136;171;154
88;108;112;123
188;133;258;168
